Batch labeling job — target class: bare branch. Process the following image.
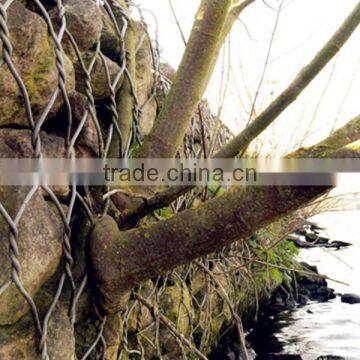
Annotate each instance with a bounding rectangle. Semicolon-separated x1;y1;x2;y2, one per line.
215;2;360;158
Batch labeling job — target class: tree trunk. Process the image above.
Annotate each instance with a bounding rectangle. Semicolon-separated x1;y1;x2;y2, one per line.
136;0;232;158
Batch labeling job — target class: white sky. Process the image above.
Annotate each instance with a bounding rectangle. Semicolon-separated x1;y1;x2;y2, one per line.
135;0;360;156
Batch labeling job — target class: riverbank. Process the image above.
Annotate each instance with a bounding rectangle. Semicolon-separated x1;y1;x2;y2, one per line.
238;211;360;360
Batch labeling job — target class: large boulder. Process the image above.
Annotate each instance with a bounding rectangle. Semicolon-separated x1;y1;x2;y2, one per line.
0;0;75;127
74;52;122;100
0;302;75;359
0;186;64;325
0;129;69;197
0;130;66;325
0;129;66;159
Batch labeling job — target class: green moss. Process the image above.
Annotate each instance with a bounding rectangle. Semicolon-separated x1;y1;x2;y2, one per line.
26;37;56;104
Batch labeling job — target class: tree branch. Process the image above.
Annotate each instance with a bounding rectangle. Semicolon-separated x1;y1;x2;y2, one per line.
215;2;360;158
287;114;360;158
91;124;360;313
117;114;360;226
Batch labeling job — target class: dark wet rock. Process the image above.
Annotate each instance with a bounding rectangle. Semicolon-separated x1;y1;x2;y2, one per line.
312;286;336;302
268;355;303;360
304;233;330;245
288;238;316;248
291;225;351;250
296;263;335;302
326;240;352;249
284;299;297;310
300;262;318;274
295;228;307;236
305;232;318;242
297;294;309;306
74;51;122;100
270;261;336;311
316;356;345;360
0;1;75;127
315;236;330;244
341;293;360;304
306;220;325;232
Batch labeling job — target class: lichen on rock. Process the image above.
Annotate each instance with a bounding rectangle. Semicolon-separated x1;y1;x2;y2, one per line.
0;0;75;127
0;186;64;325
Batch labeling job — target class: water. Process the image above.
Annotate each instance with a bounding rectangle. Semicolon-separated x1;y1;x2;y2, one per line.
272;211;360;359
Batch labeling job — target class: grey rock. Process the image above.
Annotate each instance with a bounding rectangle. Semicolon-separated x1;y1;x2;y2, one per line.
325;240;352;249
0;130;68;325
0;186;64;325
297;294;309;306
61;0;102;52
312;286;336;302
69;92;100;156
74;51;122;100
0;129;69;197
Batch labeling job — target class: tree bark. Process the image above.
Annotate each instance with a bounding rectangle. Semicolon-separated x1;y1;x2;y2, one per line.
215;2;360;158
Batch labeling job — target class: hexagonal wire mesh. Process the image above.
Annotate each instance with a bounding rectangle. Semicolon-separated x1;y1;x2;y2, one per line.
0;0;245;358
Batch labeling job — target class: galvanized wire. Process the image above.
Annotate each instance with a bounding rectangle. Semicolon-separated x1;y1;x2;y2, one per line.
0;0;225;358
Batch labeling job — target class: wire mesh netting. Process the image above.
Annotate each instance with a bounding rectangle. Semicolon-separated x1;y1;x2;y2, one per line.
0;1;277;359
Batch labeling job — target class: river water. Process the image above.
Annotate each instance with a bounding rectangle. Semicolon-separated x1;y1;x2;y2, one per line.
270;210;360;359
